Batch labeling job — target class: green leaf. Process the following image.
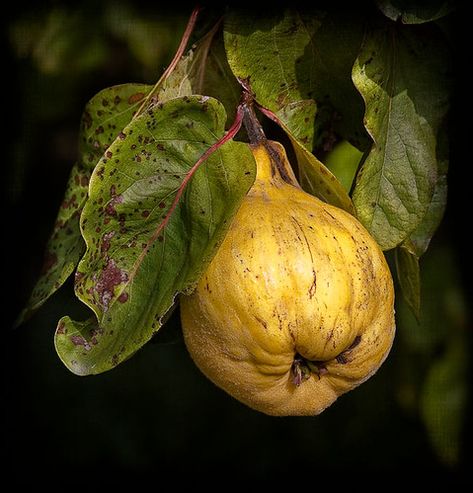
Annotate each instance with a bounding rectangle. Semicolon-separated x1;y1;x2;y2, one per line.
404;125;449;257
18;83;153;323
352;22;450;250
420;339;468;465
395;245;421;320
224;9;368;151
20;24;235;324
324;140;363;193
291;135;355;214
376;0;455;24
200;31;242;126
260;107;354;213
224;9;320;149
55;96;256;375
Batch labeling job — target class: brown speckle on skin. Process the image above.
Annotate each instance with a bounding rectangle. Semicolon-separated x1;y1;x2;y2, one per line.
254;316;268;330
308;269;317;298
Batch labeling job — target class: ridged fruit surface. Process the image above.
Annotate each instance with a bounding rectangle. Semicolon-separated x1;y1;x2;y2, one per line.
180;141;395;416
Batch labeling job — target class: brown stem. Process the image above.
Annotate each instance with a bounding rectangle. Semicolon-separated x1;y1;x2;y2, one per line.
242;100;266;145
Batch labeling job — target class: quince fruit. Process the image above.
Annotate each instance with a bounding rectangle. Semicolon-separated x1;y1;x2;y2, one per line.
180;140;395;416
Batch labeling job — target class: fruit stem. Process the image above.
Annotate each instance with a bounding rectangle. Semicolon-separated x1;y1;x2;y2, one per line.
241;89;266;146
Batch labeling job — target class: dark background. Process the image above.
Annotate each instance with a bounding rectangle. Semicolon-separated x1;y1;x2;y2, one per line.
4;2;470;489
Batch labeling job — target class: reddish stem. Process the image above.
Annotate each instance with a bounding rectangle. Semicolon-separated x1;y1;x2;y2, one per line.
135;5;202;117
159;5;202;82
257;105;282;126
130;103;245;281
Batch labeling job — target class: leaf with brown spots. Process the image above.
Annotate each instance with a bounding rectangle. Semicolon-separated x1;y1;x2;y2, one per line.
17;83;153;324
19;19;236;324
55;96;256;375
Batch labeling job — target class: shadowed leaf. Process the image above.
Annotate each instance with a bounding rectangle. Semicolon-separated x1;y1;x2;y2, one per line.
352;22;450;250
421;339;468;465
395;245;421;320
376;0;455;24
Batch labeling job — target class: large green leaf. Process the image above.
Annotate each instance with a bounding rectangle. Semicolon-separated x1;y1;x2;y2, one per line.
352;22;450;250
224;9;319;149
224;9;367;151
55;96;256;375
18;83;153;323
290;134;354;214
20;23;240;323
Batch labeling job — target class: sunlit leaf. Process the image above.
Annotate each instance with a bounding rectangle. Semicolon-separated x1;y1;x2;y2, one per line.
224;9;322;148
224;8;367;151
55;96;256;375
18;83;153;323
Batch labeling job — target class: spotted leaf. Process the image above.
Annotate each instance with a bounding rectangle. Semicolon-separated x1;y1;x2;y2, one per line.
55;96;256;375
18;83;153;323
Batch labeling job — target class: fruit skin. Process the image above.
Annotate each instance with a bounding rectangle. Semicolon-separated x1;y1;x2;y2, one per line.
180;140;395;416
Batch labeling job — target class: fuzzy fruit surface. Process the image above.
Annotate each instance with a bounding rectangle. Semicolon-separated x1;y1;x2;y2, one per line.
180;141;395;416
